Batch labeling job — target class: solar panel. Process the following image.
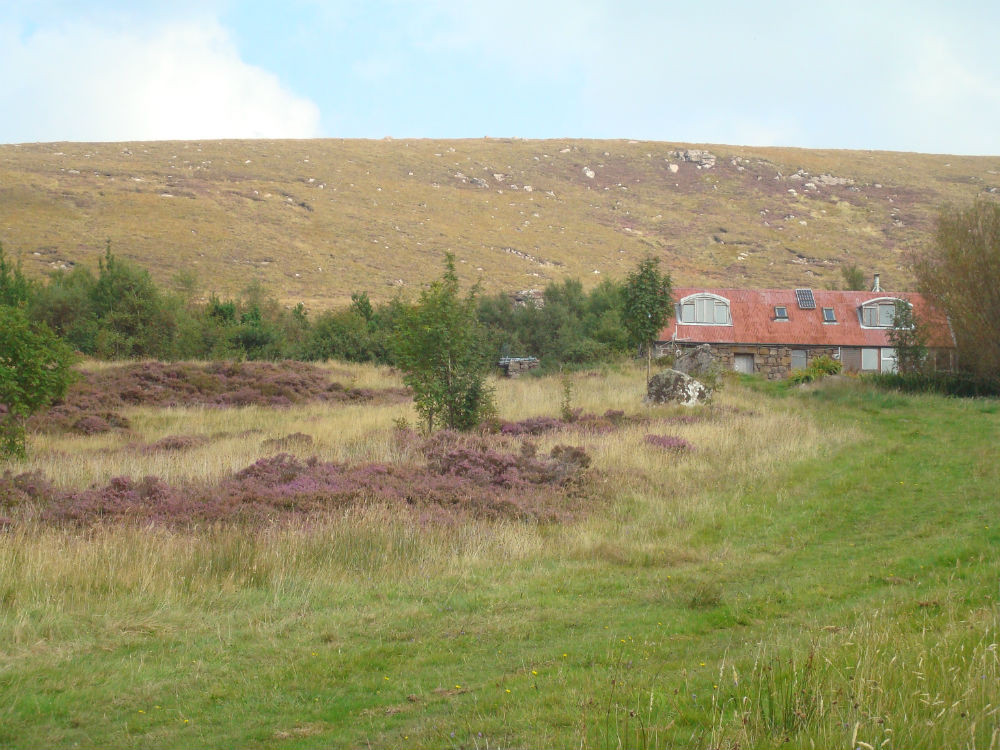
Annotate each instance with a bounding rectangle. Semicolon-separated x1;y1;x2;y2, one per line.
795;288;816;309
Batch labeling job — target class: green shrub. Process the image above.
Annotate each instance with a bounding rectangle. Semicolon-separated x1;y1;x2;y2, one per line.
788;354;842;385
0;306;75;456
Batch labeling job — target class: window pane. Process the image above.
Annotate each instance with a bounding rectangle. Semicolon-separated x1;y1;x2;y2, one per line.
879;303;895;327
862;348;878;370
775;306;787;319
715;302;729;323
823;307;836;322
682;303;695;322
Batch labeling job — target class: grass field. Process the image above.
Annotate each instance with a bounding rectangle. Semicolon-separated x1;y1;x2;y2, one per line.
1;365;998;748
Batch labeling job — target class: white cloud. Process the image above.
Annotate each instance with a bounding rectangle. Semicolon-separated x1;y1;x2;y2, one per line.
0;18;321;143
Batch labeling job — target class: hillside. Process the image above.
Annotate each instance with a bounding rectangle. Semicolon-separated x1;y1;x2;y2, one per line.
2;138;998;308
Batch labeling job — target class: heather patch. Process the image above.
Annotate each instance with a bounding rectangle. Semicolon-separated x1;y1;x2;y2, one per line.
422;430;591;488
644;434;696;453
133;434;210;453
499;409;638;437
3;434;592;527
31;361;410;434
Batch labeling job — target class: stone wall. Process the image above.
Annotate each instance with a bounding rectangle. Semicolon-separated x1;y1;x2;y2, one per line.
656;341;957;378
657;343;839;379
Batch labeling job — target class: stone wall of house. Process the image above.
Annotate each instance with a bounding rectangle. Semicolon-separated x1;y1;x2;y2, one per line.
658;343;839;379
656;341;958;377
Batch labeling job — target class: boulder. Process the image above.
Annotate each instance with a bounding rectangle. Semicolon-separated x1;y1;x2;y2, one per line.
644;369;711;407
672;344;718;378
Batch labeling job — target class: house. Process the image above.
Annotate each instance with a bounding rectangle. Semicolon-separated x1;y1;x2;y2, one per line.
656;278;956;379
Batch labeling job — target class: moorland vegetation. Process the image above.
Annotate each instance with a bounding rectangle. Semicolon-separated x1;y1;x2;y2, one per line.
3;138;1000;304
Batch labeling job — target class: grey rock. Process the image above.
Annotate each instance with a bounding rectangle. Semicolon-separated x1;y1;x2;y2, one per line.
672;344;718;378
644;369;712;407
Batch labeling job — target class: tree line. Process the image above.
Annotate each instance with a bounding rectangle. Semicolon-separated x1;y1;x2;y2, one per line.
0;244;672;451
0;242;659;368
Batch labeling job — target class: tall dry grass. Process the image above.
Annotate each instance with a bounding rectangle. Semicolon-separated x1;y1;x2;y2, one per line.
1;365;846;608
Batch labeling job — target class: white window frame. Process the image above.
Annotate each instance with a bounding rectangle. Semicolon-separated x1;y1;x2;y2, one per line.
676;293;733;326
774;306;789;321
859;297;911;329
822;307;837;324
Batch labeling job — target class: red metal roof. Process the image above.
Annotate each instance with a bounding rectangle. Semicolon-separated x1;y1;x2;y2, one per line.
659;288;954;348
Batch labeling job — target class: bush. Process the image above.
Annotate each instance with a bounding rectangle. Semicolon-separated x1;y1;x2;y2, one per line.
788;354;842;385
392;255;495;432
0;306;75;456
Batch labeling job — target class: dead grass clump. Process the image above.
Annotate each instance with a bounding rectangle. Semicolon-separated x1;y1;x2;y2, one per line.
138;434;210;453
261;432;314;452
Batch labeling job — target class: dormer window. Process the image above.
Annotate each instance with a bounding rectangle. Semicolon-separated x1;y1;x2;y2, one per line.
677;293;732;325
774;306;788;321
860;298;908;328
822;307;837;323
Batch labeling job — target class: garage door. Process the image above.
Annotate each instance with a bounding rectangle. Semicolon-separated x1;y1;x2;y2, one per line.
734;354;754;373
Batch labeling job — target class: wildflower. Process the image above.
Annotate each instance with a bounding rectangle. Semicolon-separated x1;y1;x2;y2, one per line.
506;689;511;693
531;670;537;675
700;662;706;667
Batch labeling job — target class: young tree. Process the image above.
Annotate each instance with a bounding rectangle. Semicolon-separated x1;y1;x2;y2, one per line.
622;256;673;383
0;243;33;308
841;264;867;291
392;255;494;432
0;305;75;457
913;200;1000;382
887;299;928;374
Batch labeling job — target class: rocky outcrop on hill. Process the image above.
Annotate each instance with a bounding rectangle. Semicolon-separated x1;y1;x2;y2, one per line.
672;149;717;168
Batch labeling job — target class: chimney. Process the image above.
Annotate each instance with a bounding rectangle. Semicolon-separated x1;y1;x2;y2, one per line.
872;273;882;293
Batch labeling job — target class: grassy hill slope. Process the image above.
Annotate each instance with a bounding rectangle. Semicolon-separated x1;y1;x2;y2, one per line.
2;138;998;307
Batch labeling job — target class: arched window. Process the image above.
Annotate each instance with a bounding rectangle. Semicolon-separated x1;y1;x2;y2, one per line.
677;293;732;325
859;297;909;328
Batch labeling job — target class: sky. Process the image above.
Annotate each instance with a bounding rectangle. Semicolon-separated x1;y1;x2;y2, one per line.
1;0;998;154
